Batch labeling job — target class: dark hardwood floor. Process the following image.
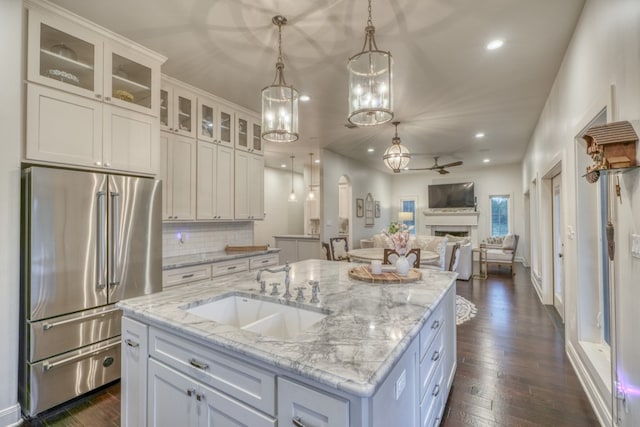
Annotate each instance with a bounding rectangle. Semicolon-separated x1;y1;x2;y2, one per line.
22;263;600;426
442;264;600;426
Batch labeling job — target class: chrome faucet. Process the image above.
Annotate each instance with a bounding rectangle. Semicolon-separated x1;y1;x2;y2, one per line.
256;262;291;298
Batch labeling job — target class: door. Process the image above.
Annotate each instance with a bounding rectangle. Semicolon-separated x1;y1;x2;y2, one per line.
26;167;108;321
552;174;564;320
107;174;162;303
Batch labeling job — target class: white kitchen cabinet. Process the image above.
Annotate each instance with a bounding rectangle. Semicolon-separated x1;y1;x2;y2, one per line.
197;96;235;147
278;377;349;427
27;3;162;116
249;254;279;270
121;317;148;427
27;84;159;175
210;258;249;278
235;151;264;220
160;80;197;138
196;141;234;220
162;264;212;289
235;112;263;154
148;359;276;427
159;132;196;221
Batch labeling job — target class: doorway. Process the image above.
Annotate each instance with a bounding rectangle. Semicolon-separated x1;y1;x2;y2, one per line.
552;173;564;321
337;175;352;249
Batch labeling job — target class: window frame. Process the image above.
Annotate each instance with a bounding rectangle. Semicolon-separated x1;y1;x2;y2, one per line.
399;196;417;235
489;193;512;237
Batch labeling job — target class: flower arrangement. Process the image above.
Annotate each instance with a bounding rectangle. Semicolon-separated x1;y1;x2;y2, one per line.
382;223;414;255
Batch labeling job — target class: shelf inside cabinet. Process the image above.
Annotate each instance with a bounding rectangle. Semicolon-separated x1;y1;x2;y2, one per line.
41;49;94;70
112;74;150;91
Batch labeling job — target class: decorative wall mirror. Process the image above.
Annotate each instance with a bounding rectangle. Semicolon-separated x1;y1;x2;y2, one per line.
365;193;374;226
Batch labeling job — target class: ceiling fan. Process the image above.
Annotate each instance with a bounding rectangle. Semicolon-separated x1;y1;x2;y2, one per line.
408;156;463;174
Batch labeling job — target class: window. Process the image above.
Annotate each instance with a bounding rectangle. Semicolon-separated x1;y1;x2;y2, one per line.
490;195;510;236
400;198;416;235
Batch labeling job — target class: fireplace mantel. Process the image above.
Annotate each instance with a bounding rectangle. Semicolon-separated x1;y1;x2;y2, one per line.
422;210;479;226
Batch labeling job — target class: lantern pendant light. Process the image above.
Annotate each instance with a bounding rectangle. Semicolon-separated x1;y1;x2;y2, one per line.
347;0;393;127
306;153;317;201
288;156;297;202
262;16;299;143
383;121;410;172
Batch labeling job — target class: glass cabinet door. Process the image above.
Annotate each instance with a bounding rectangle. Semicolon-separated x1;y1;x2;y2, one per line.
236;115;249;151
219;108;233;146
197;99;216;143
28;9;103;99
252;122;263;153
105;43;158;115
177;95;193;134
160;88;170;128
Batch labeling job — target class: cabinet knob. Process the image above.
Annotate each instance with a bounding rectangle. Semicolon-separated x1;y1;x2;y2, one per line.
104;162;111;167
95;94;102;99
169;128;174;131
105;96;111;102
95;161;102;166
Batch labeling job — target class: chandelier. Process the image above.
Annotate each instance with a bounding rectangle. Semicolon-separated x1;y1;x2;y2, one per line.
288;155;297;202
347;0;393;126
262;16;299;143
383;121;410;172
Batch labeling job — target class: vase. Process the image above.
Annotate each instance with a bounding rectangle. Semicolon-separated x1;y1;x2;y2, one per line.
395;255;410;276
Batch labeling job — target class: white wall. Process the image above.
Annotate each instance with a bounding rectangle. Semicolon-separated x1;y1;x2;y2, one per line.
253;167;304;247
0;0;23;424
321;149;392;247
390;163;524;249
522;0;640;425
163;222;254;257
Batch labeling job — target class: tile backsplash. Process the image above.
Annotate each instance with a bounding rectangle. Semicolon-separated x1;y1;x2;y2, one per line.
163;222;254;257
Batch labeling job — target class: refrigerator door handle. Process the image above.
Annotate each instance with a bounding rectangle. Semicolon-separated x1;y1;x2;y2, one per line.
97;191;107;290
42;307;121;330
42;340;120;372
109;191;121;288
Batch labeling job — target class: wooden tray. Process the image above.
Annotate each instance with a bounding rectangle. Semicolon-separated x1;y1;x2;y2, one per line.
225;245;269;253
348;265;422;284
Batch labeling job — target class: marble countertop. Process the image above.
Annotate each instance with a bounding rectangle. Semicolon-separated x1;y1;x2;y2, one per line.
119;259;456;397
273;234;320;240
163;248;281;270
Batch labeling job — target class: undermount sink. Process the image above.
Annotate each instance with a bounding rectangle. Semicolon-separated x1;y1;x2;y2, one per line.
184;294;327;339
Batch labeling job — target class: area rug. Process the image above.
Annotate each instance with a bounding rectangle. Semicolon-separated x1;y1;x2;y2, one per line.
456;295;477;325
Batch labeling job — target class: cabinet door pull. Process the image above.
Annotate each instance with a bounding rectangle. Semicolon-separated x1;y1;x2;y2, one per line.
187;388;195;397
292;417;306;427
182;273;195;279
95;94;102;99
105;96;111;102
125;339;139;348
196;393;203;401
431;320;440;330
432;384;441;397
189;358;209;370
431;350;440;361
227;266;237;270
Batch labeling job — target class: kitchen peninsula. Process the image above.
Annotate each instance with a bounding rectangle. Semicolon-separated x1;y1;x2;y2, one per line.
118;260;456;426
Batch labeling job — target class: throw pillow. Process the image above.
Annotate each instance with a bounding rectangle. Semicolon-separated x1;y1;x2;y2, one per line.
485;236;504;245
502;234;516;250
332;239;348;260
372;234;393;249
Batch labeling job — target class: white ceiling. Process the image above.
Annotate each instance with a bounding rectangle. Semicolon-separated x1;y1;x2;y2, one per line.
50;0;585;174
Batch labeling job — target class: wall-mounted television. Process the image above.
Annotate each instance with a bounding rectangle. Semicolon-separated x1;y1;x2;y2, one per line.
428;182;475;209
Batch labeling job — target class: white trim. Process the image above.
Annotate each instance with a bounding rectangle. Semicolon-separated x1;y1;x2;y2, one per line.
0;403;22;426
566;341;612;427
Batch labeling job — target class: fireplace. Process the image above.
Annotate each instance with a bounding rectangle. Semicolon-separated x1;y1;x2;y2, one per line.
423;210;479;246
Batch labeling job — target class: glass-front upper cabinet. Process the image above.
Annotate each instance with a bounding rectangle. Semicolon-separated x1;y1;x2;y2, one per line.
218;104;234;146
235;113;250;151
28;8;103;99
252;120;263;154
104;44;157;115
27;5;164;116
197;97;217;143
160;80;196;138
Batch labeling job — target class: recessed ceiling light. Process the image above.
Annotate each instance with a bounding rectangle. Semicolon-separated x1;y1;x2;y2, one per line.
314;159;320;164
475;132;485;139
486;39;504;50
483;158;491;163
367;148;375;153
299;94;310;102
281;163;287;168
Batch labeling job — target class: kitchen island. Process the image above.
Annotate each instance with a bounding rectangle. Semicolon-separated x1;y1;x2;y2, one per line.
118;259;457;427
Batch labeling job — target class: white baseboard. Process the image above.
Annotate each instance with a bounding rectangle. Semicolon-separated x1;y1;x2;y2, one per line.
530;272;543;302
566;341;611;427
0;403;22;427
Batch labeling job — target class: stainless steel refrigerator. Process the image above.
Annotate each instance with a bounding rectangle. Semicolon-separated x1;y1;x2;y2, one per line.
20;166;162;417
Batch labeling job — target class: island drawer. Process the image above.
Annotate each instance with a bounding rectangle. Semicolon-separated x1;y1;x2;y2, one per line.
419;363;445;427
149;327;276;415
249;254;279;270
419;301;445;361
163;264;211;289
211;258;249;278
277;377;349;427
419;330;445;402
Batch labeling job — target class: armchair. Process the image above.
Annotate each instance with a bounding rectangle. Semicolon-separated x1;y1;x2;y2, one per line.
484;234;519;275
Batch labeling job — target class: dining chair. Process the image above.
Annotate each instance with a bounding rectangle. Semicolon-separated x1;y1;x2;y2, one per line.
383;248;421;268
448;242;461;272
321;242;332;261
329;237;350;261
